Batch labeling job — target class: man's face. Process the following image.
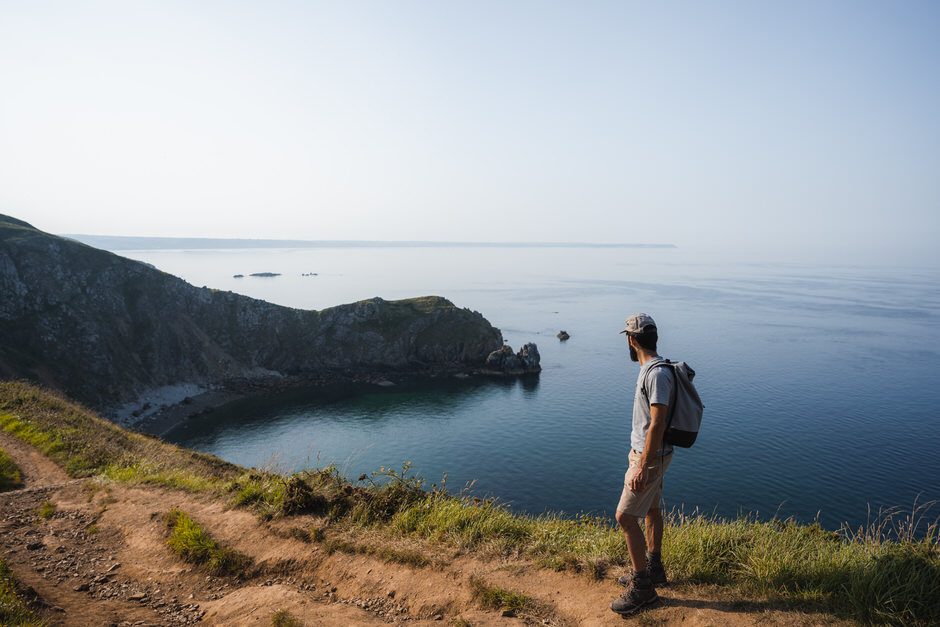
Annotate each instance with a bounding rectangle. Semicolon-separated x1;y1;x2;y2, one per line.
627;336;639;362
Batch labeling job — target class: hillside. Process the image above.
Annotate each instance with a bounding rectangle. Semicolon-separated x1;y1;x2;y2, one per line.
0;215;505;417
1;382;937;626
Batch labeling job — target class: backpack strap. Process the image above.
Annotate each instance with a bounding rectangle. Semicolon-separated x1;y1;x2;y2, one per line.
640;360;679;445
640;360;673;400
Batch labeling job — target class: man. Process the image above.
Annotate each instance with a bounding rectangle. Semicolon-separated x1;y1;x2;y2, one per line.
610;313;673;616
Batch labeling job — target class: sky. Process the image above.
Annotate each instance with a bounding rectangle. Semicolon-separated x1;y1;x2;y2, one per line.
1;1;938;264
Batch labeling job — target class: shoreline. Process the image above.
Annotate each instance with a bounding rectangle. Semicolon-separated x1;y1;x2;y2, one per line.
128;367;528;438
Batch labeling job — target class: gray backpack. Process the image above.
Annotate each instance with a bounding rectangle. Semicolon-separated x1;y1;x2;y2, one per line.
643;360;704;448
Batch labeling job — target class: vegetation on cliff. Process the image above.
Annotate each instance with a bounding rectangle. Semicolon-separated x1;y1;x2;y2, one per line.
0;214;504;414
1;380;937;625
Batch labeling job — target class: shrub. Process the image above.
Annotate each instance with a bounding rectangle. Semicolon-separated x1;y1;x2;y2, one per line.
37;501;56;520
270;609;303;627
0;447;23;492
164;509;252;577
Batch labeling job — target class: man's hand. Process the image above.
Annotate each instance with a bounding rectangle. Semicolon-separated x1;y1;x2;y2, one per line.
629;464;649;493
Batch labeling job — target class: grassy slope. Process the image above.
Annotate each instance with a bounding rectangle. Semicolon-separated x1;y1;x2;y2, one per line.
0;380;937;625
0;446;23;491
0;560;44;626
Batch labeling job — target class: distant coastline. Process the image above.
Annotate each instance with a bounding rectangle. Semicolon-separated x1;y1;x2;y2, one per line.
63;234;677;251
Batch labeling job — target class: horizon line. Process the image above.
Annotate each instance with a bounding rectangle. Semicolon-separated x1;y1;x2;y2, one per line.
63;233;677;251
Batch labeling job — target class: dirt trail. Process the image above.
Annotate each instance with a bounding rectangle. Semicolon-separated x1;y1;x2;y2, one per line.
0;437;850;626
0;430;70;487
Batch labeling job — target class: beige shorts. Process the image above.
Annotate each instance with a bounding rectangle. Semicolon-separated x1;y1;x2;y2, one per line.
616;449;672;517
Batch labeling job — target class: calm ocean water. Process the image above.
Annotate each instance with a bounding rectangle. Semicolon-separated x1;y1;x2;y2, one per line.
122;246;940;531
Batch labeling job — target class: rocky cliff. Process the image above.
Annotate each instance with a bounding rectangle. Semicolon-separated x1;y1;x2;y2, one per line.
0;215;506;415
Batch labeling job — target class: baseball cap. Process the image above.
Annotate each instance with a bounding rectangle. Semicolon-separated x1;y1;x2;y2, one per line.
619;313;657;335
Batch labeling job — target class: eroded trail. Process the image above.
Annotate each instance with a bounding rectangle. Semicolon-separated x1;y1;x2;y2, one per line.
0;430;70;488
0;436;849;626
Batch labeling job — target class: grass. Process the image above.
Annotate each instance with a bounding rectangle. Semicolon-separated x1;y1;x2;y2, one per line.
270;609;303;626
0;446;24;491
164;509;253;577
36;501;56;520
0;381;239;484
318;536;431;568
2;380;938;625
394;492;940;624
0;559;44;626
469;575;541;615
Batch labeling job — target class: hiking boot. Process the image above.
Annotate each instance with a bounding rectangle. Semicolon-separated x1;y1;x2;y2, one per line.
618;559;668;587
610;572;659;616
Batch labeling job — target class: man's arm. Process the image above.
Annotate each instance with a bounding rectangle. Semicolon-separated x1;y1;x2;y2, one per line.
629;403;668;493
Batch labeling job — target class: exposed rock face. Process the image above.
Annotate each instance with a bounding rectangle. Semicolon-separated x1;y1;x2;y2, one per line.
484;343;541;375
0;215;507;414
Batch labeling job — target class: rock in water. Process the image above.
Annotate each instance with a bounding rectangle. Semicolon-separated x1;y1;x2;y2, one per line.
518;343;541;370
485;343;541;375
557;330;570;341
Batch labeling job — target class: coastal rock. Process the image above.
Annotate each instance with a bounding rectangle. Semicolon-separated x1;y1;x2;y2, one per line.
248;272;280;277
484;342;541;375
0;214;508;416
557;330;570;341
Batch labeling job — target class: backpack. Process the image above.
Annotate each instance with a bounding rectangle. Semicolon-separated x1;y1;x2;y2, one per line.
642;360;704;448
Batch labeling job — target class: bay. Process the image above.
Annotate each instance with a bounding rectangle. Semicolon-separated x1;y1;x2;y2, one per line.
120;245;940;531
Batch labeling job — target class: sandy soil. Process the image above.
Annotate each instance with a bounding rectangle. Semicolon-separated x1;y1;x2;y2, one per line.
0;434;851;626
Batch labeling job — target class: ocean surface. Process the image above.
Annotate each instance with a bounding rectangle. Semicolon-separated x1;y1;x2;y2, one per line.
118;245;940;531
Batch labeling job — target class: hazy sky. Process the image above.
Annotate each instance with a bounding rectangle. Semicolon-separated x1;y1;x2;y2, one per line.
1;1;938;263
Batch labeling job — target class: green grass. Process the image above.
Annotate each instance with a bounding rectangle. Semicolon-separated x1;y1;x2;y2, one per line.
0;381;240;487
394;492;940;624
36;501;56;520
0;446;24;492
0;560;45;626
164;509;253;577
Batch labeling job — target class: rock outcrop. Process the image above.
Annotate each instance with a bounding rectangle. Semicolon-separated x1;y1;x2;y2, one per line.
484;343;541;375
0;215;510;415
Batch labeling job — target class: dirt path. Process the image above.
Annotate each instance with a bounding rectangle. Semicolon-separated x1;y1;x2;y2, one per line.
0;436;850;626
0;430;70;488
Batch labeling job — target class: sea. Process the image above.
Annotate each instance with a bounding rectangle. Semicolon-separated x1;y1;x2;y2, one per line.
112;243;940;532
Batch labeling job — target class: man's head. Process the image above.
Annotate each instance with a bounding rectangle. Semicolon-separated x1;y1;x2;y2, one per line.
620;313;658;362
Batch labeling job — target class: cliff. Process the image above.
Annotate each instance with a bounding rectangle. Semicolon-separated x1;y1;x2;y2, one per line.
0;215;505;415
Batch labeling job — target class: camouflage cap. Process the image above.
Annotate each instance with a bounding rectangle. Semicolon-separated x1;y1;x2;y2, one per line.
619;313;657;335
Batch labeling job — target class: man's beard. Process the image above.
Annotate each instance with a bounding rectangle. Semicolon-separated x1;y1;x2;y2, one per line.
629;345;639;362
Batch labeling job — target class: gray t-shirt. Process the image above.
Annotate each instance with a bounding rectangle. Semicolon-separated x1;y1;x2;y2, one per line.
631;357;674;455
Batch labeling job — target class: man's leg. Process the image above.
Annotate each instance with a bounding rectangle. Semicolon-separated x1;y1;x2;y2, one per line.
644;506;667;585
645;507;663;554
616;510;648;573
611;509;659;615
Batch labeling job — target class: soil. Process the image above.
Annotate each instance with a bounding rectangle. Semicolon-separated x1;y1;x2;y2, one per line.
0;432;851;626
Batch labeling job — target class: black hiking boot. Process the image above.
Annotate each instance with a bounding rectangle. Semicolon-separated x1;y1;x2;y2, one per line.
618;555;668;587
610;571;659;616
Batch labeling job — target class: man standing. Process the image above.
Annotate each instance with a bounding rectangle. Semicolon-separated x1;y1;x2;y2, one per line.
610;313;673;616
